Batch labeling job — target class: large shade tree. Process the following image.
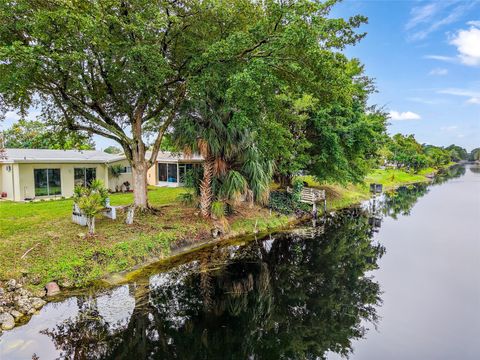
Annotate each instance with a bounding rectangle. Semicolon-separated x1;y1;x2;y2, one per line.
0;0;367;209
260;60;388;186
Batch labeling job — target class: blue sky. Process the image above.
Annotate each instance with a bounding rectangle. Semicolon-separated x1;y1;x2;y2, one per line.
333;0;480;151
1;0;479;151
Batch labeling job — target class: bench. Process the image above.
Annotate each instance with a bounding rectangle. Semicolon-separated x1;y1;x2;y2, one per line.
287;187;327;216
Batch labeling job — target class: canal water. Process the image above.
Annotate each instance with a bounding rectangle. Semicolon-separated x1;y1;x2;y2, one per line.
0;165;478;360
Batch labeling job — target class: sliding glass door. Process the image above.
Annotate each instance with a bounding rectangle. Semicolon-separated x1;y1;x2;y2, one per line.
74;167;97;187
179;164;194;184
34;169;61;197
158;163;178;183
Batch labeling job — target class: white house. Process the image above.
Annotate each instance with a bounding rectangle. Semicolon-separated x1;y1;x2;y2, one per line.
0;148;202;201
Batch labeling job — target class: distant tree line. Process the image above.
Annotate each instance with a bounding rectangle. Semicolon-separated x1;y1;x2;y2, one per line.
3;119;94;150
379;133;470;172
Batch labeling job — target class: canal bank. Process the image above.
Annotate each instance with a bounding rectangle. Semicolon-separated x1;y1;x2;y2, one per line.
0;164;474;359
0;165;459;334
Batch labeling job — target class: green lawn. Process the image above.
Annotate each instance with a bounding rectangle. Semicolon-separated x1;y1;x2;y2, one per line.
0;166;445;289
0;186;184;238
299;166;442;211
0;187;288;289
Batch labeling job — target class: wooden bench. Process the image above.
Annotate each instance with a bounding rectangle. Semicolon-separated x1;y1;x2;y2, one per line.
287;187;327;216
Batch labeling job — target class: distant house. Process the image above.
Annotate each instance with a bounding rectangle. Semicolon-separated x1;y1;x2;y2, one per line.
0;149;202;201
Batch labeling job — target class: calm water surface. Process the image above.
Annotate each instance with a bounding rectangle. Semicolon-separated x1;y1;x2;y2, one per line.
0;165;478;359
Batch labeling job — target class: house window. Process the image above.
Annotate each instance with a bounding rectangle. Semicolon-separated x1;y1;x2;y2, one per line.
34;169;61;197
120;166;132;174
158;163;178;183
74;167;96;187
179;164;194;183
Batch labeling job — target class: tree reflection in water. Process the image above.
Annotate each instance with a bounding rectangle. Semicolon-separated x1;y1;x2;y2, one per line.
41;209;385;360
469;165;480;174
37;165;472;360
377;165;466;220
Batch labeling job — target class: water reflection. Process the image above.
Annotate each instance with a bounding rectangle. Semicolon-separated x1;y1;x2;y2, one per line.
33;210;384;360
469;165;480;174
367;165;466;224
2;166;470;360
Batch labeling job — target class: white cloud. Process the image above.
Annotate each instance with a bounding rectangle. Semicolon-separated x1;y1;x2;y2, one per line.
406;1;478;41
406;3;439;30
424;55;457;63
438;88;480;104
429;67;449;75
389;111;422;121
467;20;480;27
467;97;480;104
449;25;480;66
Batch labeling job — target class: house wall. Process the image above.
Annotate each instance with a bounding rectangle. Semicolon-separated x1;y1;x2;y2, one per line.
147;163;157;186
108;159;134;192
0;164;16;200
17;163;109;201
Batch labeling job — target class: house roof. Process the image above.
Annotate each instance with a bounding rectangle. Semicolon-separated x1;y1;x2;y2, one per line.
0;148;203;164
149;151;203;162
0;148;119;164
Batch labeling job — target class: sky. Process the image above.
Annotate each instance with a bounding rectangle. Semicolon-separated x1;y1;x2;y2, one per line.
333;0;480;151
1;0;479;151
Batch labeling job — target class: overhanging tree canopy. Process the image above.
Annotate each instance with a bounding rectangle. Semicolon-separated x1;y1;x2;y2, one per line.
0;0;367;208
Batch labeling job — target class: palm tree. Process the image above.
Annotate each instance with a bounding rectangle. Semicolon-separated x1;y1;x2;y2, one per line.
174;96;272;218
73;179;109;235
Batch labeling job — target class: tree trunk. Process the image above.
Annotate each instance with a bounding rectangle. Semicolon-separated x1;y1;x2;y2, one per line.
132;163;149;209
200;156;214;218
277;173;292;188
87;216;95;236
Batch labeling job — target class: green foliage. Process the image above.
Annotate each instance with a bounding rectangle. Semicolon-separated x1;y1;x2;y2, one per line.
211;201;226;219
109;164;124;192
268;190;309;215
73;180;109;235
109;165;124;178
258;60;388;185
173;103;273;208
219;170;248;202
158;133;178;152
469;148;480;161
3;119;94;150
386;134;431;172
0;0;369;209
104;146;122;154
291;178;304;203
445;144;468;162
384;134;466;172
177;192;196;206
268;191;297;215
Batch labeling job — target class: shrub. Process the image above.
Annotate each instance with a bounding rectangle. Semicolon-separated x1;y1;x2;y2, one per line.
73;179;109;235
268;190;309;215
268;191;298;214
211;201;226;219
177;192;196;206
291;178;304;203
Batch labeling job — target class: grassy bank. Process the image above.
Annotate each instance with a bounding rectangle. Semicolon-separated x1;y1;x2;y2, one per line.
0;165;448;290
0;187;289;289
301;165;452;211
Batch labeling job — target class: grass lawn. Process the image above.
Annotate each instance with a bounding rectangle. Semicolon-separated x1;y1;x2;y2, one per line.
0;166;447;290
300;166;443;212
0;187;289;289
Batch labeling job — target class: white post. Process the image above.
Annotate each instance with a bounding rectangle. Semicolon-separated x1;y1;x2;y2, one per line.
177;162;180;186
